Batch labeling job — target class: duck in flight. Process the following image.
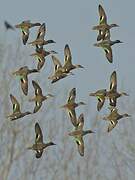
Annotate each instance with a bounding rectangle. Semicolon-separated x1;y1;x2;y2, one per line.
27;122;56;158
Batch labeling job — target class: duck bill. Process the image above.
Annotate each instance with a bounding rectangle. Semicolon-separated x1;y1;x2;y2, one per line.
79;65;84;68
123;93;129;96
52;143;56;145
91;131;95;133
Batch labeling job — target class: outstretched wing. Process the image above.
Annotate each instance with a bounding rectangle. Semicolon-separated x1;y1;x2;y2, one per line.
107;120;118;132
68;109;77;127
67;88;76;103
35;122;43;143
97;5;108;41
110;71;117;92
36;23;46;39
64;44;72;64
21;28;29;45
103;45;113;63
37;57;45;71
98;4;107;24
32;80;43;96
33;101;42;113
51;55;62;72
97;96;105;111
20;75;28;96
77;113;84;130
76;137;84;156
10;94;21;113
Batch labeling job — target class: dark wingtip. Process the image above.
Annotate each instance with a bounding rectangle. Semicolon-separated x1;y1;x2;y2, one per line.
23;91;28;96
112;70;116;75
98;4;102;9
23;40;27;45
97;35;102;41
80;153;84;157
35;122;39;127
32;80;35;84
107;58;113;63
98;4;102;8
33;110;37;114
65;44;69;48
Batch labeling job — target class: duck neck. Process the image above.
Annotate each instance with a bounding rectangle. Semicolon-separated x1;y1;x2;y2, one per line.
46;40;55;44
110;24;118;28
29;69;39;74
112;40;122;45
32;23;41;27
83;130;93;136
45;142;55;148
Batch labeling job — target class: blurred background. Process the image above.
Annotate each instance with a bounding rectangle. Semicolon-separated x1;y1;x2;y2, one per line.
0;0;135;179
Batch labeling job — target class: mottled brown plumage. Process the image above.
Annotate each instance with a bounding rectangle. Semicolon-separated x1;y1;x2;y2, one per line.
106;71;128;107
12;66;39;95
15;20;41;45
103;107;131;132
89;89;107;111
61;88;86;127
68;114;94;156
27;122;56;158
7;94;31;121
30;48;57;70
29;81;54;113
92;4;119;41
